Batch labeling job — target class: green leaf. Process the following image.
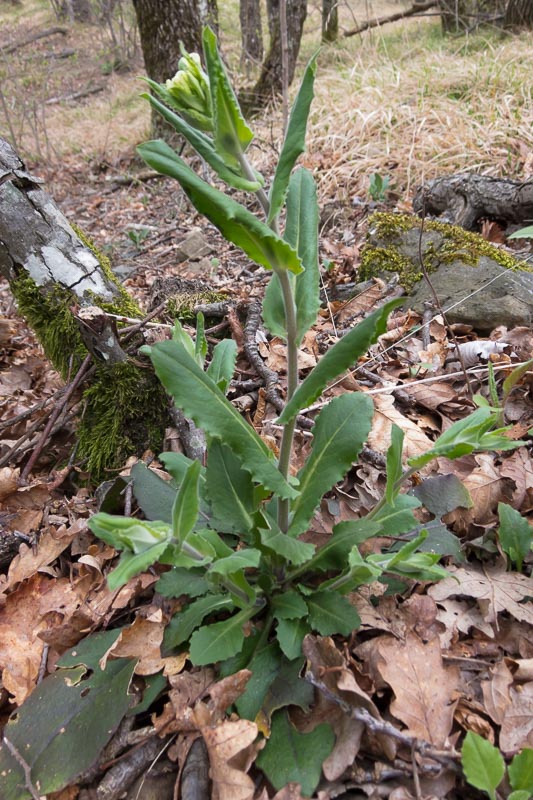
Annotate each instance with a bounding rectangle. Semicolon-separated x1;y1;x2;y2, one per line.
172;460;201;543
130;461;176;523
278;298;404;423
106;542;171;590
462;731;505;800
149;339;298;500
304;518;381;573
271;590;308;620
386;424;404;504
88;513;171;554
164;594;234;649
509;225;533;239
260;658;314;721
318;547;382;594
498;503;533;572
141;91;262;191
288;393;373;537
202;27;254;163
509;748;533;793
208;548;261;575
268;56;318;223
413;474;473;518
259;520;316;565
205;440;256;533
263;169;320;344
256;710;334;796
189;606;257;665
276;618;311;660
408;407;526;469
307;591;360;636
160;451;203;485
195;312;208;366
503;359;533;404
156;567;209;599
206;339;238;393
0;638;135;800
508;791;532;800
138;141;302;275
417;525;463;559
370;494;421;536
235;643;282;720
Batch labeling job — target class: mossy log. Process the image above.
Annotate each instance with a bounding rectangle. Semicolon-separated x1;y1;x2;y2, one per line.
0;137;168;479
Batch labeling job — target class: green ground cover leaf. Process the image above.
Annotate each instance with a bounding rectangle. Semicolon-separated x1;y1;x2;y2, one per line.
256;710;335;796
164;594;234;649
288;393;373;536
306;590;360;635
462;731;505;800
278;298;403;423
149;339;298;499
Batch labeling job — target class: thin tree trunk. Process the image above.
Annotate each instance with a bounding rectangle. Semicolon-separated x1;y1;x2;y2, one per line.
504;0;533;27
132;0;218;138
249;0;307;109
240;0;263;73
322;0;338;42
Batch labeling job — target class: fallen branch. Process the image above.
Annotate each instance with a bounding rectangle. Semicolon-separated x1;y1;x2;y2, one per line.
0;26;68;55
45;84;106;105
344;2;437;36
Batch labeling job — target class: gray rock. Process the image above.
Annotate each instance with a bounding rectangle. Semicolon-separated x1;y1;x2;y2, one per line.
175;227;214;261
359;213;533;333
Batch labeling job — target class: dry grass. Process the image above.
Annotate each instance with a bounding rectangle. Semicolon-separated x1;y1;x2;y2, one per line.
0;0;532;204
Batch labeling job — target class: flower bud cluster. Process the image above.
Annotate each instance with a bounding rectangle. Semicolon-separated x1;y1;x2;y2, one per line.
165;52;213;131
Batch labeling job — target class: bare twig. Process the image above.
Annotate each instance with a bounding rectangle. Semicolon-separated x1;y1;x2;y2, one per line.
344;2;436;37
3;737;41;800
0;26;68;54
20;354;92;483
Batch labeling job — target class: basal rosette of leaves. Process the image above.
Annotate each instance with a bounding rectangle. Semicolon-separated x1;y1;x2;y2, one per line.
84;30;527;794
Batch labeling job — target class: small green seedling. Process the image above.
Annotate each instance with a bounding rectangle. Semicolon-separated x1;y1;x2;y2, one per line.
462;731;533;800
368;171;391;202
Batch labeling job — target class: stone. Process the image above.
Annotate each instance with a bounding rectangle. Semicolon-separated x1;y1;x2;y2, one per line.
175;227;214;261
359;212;533;333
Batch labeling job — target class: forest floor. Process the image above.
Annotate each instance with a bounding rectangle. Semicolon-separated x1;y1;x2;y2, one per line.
0;2;533;799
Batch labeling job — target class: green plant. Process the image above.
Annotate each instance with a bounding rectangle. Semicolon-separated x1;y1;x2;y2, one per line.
368;171;391;202
87;29;526;792
508;225;533;239
462;731;533;800
126;226;150;248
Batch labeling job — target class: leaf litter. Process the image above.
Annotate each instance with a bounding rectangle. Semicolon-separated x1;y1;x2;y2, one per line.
0;7;533;800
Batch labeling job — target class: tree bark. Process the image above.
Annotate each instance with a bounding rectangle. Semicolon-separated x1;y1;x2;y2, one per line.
0;137;168;479
504;0;533;27
248;0;307;109
322;0;338;42
240;0;263;73
132;0;218;138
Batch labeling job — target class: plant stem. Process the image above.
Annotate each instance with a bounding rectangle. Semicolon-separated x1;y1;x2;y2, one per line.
365;466;420;521
238;149;299;532
277;269;299;532
237;151;270;216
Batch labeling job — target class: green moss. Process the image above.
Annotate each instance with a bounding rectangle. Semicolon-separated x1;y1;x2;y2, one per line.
12;274;87;378
78;361;168;480
359;212;532;291
166;290;227;321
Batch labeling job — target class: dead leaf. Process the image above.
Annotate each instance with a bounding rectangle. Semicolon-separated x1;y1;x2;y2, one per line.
499;682;533;755
481;660;513;725
428;565;533;626
199;717;258;800
110;617;187;676
207;670;252;719
373;633;460;747
0;466;19;501
3;520;83;592
443;453;513;534
367;393;434;458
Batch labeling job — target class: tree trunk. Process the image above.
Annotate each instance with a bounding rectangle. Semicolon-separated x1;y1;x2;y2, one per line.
437;0;470;32
322;0;338;42
249;0;307;109
239;0;263;74
504;0;533;27
132;0;218;138
58;0;92;21
0;137;168;479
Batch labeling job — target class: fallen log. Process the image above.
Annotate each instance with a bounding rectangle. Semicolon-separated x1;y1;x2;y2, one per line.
0;137;168;479
344;2;437;37
413;173;533;231
0;26;68;55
